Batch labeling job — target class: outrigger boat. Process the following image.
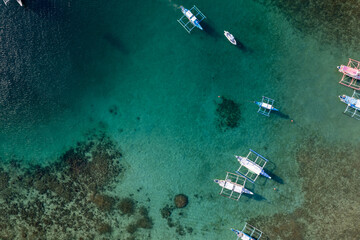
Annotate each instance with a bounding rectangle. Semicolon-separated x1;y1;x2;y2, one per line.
224;31;236;45
230;223;263;240
339;94;360;110
337;65;360;80
254;101;278;112
214;172;254;201
214;179;253;195
180;6;203;31
231;228;254;240
235;154;271;181
338;59;360;90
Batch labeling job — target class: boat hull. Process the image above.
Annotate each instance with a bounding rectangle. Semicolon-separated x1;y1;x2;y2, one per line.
255;101;278;111
181;6;203;30
231;229;254;240
338;65;360;80
214;179;253;195
224;31;236;45
339;95;360;110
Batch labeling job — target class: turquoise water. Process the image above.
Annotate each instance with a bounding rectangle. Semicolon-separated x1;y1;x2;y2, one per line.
1;0;360;239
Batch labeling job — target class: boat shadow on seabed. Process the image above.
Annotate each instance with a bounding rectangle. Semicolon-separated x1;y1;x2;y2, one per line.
234;37;250;52
202;21;221;38
273;110;290;119
261;160;284;185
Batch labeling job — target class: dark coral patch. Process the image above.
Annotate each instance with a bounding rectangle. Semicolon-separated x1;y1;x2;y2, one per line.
60;134;123;192
90;194;115;211
160;205;173;219
125;205;153;234
0;169;10;190
216;96;241;131
118;197;136;215
97;222;112;234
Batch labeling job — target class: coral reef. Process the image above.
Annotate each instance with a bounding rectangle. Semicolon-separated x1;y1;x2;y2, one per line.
249;132;360;239
174;194;188;208
0;132;153;239
255;0;360;49
216;96;241;131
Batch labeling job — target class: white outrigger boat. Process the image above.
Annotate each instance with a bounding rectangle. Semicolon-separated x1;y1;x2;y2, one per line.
235;149;271;183
337;64;360;80
230;223;263;240
254;96;278;117
254;101;278;112
3;0;23;6
339;90;360;120
214;172;253;201
339;94;360;110
177;5;206;33
224;31;236;45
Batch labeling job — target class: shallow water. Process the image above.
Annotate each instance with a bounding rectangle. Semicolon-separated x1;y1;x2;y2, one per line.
0;0;359;239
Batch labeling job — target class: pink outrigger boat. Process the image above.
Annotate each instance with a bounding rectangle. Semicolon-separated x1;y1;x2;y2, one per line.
337;65;360;80
337;58;360;90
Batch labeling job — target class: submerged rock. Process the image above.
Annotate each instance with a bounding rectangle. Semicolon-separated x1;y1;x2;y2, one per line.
174;194;188;208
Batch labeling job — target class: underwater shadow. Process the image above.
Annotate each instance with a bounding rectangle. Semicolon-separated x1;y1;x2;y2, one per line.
245;192;266;201
202;22;221;38
273;110;290;119
253;176;272;187
103;33;128;55
234;38;251;53
269;173;284;184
